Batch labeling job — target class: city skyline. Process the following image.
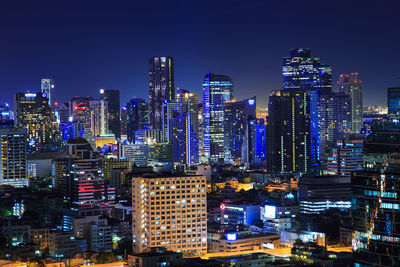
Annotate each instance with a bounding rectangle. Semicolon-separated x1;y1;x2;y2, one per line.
1;0;399;107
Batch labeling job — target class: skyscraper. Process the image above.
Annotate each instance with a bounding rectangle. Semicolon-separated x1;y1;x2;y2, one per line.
335;73;363;133
175;89;199;137
14;92;60;152
282;48;332;165
89;99;108;136
100;89;121;138
247;118;267;168
149;56;175;130
352;119;400;265
126;98;149;144
223;97;256;163
267;90;311;174
0;128;27;187
387;87;400;115
132;174;207;256
202;72;233;163
41;77;55;108
69;96;94;129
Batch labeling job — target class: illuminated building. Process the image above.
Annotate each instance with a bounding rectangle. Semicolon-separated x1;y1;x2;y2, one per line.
223;97;256;163
126;98;149;144
131;174;207;256
0;128;27;187
208;231;280;253
120;142;173;169
209;179;253;193
261;204;299;233
99;158;131;184
326;134;364;176
282;48;332;165
319;92;352;157
53;138;115;216
387;87;400;115
176;89;199;138
83;222;112;252
90;99;109;136
0;103;13;122
60;122;85;140
298;175;351;214
14;92;60;152
100;89;121;138
248;118;267;168
202;72;233;163
149;56;175;130
267;90;311;174
335;73;363;133
135;128;163;144
41;76;55;107
352;119;400;266
220;203;260;226
120;106;128;136
55;102;69;123
69;96;94;128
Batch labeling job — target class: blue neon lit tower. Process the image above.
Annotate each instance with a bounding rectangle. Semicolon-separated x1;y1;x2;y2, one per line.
202;72;233;163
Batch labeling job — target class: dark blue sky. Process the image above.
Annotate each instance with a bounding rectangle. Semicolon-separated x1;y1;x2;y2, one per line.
0;0;399;108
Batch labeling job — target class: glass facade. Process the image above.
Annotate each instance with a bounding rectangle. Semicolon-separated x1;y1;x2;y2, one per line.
387;87;400;115
352;120;400;266
202;72;233;163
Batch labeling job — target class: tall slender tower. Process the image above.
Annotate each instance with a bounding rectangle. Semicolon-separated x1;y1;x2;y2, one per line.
100;89;120;138
149;57;175;130
335;73;363;133
41;77;55;108
202;72;233;163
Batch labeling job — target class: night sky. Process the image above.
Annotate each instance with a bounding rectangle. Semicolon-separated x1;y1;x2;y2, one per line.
1;0;399;108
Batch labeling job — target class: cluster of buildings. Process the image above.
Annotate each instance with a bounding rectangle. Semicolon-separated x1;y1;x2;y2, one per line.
0;49;400;266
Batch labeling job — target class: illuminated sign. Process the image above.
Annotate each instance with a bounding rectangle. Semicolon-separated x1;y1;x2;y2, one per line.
220;203;226;210
226;233;237;241
248;99;255;105
24;93;36;97
264;205;276;219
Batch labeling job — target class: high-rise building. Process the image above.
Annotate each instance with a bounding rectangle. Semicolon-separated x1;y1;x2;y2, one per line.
69;96;94;128
149;56;175;130
41;77;55;108
326;134;363;176
319;92;352;157
14;92;60;152
387;87;400;115
202;72;233;163
126;98;149;144
335;73;363;133
223;97;256;163
281;48;332;166
53;138;115;216
132;174;207;256
100;89;121;138
89;99;108;136
0;103;13;122
176;89;199;137
267;90;311;174
0;128;27;187
248;118;267;168
352;119;400;265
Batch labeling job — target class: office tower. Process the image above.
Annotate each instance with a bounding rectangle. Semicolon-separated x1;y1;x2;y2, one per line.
69;96;94;128
41;77;55;107
319;92;352;157
282;48;332;165
132;174;207;256
352;120;400;265
299;175;351;214
335;73;363;133
14;92;60;152
202;72;233;163
170;111;199;166
55;102;69;123
248;118;267;168
126;98;149;144
100;89;121;138
223;97;256;163
176;89;199;136
326;134;363;176
53;138;115;216
267;90;311;174
149;56;175;130
60;122;85;140
0;128;27;187
197;103;204;156
89;99;108;136
387;87;400;115
120;106;128;136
